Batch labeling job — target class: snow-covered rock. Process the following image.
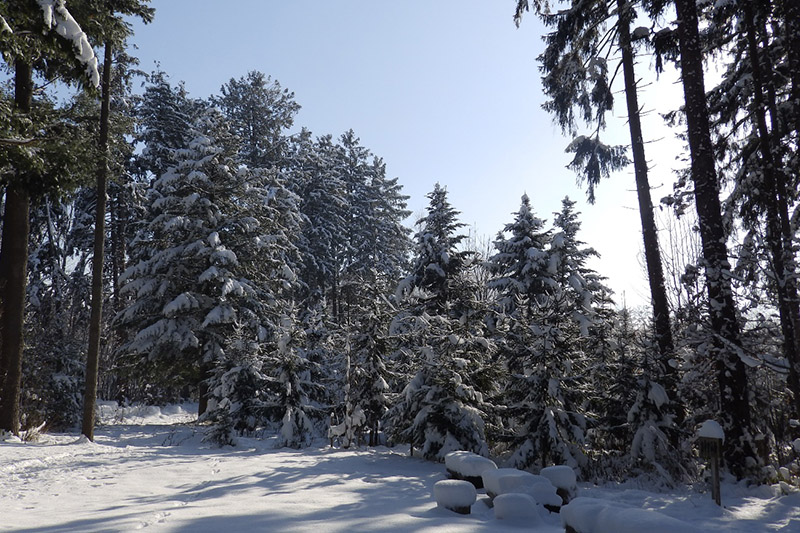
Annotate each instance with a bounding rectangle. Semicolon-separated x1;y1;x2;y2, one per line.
561;497;704;533
433;479;476;515
493;493;543;523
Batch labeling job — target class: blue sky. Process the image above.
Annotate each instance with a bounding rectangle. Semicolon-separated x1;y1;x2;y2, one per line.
128;0;686;308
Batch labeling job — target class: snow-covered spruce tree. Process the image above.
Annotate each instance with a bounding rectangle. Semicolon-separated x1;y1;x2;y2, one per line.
487;196;610;472
292;133;349;311
336;130;411;325
116;109;291;414
266;312;327;449
387;184;495;460
212;70;300;170
134;70;201;180
340;289;396;447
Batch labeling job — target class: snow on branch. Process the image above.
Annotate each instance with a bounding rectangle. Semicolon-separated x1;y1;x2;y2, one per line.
1;15;12;34
37;0;100;87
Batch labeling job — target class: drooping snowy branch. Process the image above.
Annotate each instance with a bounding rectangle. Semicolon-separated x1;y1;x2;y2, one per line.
37;0;100;87
0;15;12;34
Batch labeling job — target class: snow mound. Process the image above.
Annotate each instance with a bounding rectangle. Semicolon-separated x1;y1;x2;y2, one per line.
445;450;497;478
433;479;477;514
697;420;725;442
482;468;555;500
96;401;197;425
541;465;577;491
493;493;543;523
561;497;704;533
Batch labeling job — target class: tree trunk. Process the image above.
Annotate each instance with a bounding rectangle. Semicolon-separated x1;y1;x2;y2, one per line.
615;0;678;406
82;42;113;440
673;0;754;479
0;60;33;435
784;0;800;138
742;1;800;418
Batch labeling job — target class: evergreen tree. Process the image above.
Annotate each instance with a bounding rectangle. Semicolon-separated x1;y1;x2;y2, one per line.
0;0;102;435
388;184;494;460
212;71;300;170
116;109;295;414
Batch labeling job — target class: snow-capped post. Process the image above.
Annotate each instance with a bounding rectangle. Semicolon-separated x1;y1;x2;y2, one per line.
698;420;724;506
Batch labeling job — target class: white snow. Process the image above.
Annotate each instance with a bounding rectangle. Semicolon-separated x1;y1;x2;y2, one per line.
433;479;477;510
493;492;543;523
1;405;798;532
698;420;725;442
540;465;577;491
561;497;704;533
445;450;497;478
646;382;669;409
37;0;100;87
483;468;544;496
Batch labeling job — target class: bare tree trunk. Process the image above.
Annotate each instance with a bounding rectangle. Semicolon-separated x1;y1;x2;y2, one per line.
674;0;754;479
0;60;33;435
616;0;678;411
742;1;800;418
82;42;113;440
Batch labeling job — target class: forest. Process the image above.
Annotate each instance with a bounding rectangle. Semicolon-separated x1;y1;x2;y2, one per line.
0;0;798;489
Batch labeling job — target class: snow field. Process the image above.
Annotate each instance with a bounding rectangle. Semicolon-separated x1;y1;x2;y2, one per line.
2;404;799;532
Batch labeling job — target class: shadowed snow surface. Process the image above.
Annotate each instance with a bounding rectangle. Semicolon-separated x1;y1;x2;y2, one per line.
1;403;798;532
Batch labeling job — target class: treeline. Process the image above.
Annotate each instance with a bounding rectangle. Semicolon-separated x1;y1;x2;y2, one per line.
0;1;798;487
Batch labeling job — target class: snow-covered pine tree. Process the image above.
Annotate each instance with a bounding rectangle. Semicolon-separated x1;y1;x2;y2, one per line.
387;184;494;460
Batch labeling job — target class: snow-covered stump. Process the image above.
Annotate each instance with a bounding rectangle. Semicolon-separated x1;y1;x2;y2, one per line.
433;479;477;515
540;465;577;505
444;451;497;489
561;497;704;533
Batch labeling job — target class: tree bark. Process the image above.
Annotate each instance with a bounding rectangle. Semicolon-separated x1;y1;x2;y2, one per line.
673;0;754;478
615;0;677;405
82;42;113;440
0;60;33;435
741;1;800;418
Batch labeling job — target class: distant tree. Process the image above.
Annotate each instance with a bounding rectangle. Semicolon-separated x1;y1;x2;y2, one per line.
212;71;300;169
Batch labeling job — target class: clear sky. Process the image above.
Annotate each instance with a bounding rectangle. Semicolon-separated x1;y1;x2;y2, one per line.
128;0;686;309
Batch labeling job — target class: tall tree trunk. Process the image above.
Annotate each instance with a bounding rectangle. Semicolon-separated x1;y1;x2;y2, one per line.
82;42;113;440
673;0;755;478
0;60;33;435
784;0;800;138
742;1;800;418
616;0;678;410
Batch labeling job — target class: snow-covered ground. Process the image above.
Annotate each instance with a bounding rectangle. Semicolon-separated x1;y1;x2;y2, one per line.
2;403;798;532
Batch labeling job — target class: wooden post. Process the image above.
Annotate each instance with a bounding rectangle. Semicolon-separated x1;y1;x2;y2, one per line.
699;436;722;506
